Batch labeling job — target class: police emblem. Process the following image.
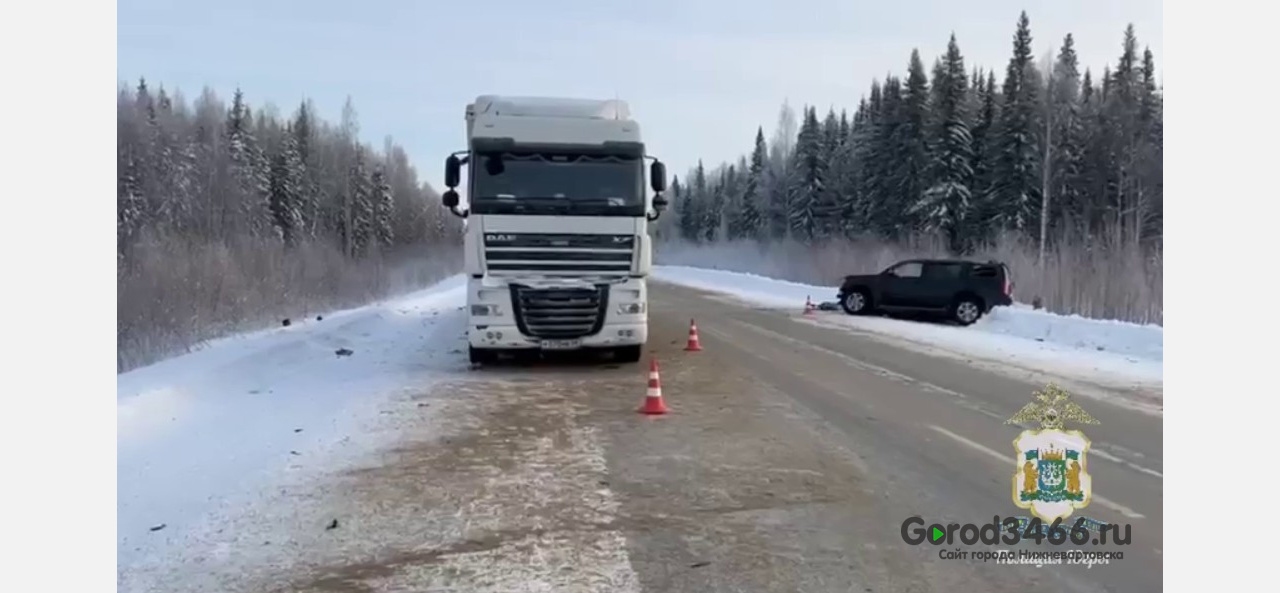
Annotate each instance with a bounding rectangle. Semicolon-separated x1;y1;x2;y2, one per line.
1006;383;1100;522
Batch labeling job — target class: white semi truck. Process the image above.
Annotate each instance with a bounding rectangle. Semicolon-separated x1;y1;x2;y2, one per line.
440;95;669;365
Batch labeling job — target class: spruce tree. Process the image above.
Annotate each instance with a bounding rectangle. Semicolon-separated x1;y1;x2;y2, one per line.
893;51;931;234
972;71;999;190
226;88;272;237
842;98;874;236
372;166;394;248
682;161;708;241
867;77;903;236
930;57;947;130
737;128;766;240
991;11;1043;235
677;170;698;241
347;147;374;256
765;102;798;240
117;139;146;251
664;175;683;241
1137;46;1162;243
787;107;826;242
1106;24;1144;244
268;127;305;243
812;109;843;238
916;33;974;252
723;163;745;239
293;101;319;237
704;162;728;241
1048;34;1086;238
148;89;193;232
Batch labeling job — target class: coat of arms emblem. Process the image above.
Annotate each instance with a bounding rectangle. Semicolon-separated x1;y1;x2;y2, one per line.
1006;384;1100;522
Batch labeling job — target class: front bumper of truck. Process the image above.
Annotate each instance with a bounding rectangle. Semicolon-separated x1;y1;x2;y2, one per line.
466;276;648;350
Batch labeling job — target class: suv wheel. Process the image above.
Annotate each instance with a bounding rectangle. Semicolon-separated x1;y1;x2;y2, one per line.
951;297;983;326
841;289;871;315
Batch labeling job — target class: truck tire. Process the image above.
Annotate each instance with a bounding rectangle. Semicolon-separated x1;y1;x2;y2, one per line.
613;345;643;363
469;346;497;365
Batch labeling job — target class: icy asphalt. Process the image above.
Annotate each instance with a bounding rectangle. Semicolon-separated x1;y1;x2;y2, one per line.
119;281;1162;593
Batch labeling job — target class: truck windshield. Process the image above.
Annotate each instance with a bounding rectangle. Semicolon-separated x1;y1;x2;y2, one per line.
470;152;645;216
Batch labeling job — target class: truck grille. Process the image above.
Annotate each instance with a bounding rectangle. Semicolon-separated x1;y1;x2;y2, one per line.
484;233;634;275
510;285;609;339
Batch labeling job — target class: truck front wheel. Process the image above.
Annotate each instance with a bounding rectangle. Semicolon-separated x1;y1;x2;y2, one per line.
469;346;497;365
613;345;643;363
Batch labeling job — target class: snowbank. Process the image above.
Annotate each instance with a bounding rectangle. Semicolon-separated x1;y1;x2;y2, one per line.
117;275;467;569
653;265;1163;391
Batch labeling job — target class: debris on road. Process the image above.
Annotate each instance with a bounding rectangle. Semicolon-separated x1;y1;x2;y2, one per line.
316;315;323;321
325;519;339;530
690;561;711;569
149;523;166;532
817;301;840;311
335;348;354;357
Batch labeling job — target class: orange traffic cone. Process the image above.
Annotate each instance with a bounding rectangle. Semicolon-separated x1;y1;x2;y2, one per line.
639;359;669;415
685;319;703;351
803;295;816;316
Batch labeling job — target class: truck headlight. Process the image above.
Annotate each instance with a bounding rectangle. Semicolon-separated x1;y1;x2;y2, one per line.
470;304;501;316
617;302;645;315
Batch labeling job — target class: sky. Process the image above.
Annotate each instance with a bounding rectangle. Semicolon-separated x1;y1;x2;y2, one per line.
117;0;1162;190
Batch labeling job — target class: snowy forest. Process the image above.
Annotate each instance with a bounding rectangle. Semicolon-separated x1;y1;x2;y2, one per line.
117;83;461;372
654;15;1162;325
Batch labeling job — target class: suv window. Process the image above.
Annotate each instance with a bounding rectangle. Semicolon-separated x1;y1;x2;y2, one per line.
923;262;963;280
887;262;923;278
971;264;1003;279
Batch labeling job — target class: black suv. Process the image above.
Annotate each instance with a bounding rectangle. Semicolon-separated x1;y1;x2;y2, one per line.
836;259;1014;326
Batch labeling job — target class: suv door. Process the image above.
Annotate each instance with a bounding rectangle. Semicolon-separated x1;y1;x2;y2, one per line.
879;261;925;307
920;262;966;309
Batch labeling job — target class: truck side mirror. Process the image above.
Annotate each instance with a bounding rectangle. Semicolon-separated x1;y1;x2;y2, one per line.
652;193;668;211
650;161;667;192
647;190;669;222
445;155;461;188
442;189;460;209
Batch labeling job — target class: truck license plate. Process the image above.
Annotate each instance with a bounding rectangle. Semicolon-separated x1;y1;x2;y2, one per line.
540;339;581;350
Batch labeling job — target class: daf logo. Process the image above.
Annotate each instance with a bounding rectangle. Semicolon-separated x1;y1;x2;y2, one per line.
613;236;631;244
485;234;516;242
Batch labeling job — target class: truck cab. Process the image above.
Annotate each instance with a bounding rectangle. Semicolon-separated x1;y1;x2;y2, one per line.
440;95;669;364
